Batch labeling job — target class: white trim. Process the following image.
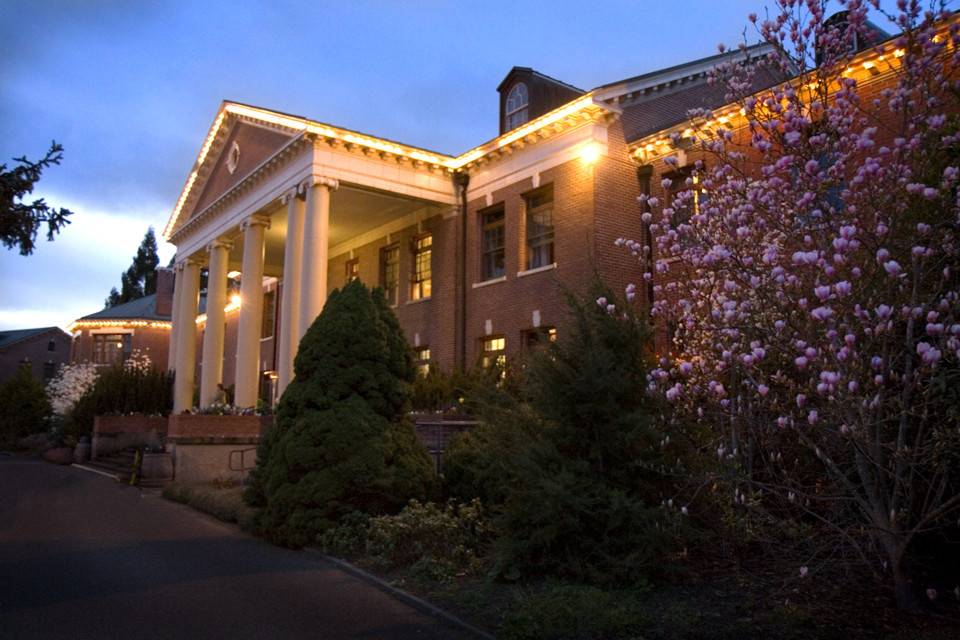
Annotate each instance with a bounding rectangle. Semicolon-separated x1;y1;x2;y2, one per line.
472;276;507;289
517;262;556;278
466;123;607;197
89;328;135;335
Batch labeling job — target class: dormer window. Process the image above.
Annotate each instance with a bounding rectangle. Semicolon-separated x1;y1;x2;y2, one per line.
505;83;529;130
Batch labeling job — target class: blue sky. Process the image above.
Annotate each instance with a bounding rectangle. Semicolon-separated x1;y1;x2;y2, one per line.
0;0;781;329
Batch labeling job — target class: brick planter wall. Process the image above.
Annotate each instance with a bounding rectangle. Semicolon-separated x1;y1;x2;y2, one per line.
92;415;168;460
166;414;273;485
166;414;272;442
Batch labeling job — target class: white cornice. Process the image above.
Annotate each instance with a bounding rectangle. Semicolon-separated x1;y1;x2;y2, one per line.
163;94;621;242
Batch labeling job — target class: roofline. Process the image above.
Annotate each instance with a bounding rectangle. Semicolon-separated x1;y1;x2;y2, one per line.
496;66;586;93
163;92;618;241
593;42;776;102
0;326;69;350
626;13;960;157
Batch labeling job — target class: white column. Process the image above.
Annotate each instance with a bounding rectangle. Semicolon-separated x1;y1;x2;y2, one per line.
277;187;305;396
199;239;232;407
234;214;270;408
167;264;183;371
298;176;337;343
173;259;200;413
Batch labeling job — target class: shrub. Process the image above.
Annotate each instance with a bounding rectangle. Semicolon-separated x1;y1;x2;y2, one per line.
443;402;542;506
410;364;509;413
0;364;51;448
446;283;691;584
246;280;435;547
365;499;492;580
321;499;492;581
500;582;649;640
67;353;173;437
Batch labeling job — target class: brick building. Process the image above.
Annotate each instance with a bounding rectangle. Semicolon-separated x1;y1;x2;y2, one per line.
68;268;175;370
0;327;71;384
163;12;931;411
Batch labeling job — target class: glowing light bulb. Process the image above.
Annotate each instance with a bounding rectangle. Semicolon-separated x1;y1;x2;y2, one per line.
580;143;601;165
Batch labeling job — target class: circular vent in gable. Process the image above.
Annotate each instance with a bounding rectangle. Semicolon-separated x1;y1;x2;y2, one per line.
226;141;241;174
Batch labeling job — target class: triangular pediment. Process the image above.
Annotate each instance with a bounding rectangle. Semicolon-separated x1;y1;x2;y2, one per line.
164;104;301;240
188;119;296;219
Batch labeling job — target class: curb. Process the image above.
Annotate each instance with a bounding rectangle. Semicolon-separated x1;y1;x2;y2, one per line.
305;549;496;640
71;463;120;480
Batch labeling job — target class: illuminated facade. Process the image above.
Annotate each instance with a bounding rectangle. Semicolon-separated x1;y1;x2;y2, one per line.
69;269;175;370
164;46;780;411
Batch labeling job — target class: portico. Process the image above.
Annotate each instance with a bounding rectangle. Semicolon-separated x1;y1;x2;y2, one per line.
164;88;617;413
165;103;457;411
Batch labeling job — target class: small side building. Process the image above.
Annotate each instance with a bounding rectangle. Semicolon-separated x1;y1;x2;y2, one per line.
69;268;175;370
0;327;71;384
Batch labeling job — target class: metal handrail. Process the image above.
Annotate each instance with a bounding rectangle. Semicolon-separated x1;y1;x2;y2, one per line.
229;447;257;473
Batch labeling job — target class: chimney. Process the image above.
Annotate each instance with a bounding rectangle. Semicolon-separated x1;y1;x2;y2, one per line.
155;267;175;318
816;11;890;67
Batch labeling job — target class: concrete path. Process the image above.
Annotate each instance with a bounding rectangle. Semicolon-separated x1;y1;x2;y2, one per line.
0;458;470;639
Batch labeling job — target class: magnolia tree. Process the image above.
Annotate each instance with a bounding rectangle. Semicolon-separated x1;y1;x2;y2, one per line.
46;362;99;416
622;0;960;609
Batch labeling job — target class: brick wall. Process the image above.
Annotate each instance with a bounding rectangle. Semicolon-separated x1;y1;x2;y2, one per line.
0;329;70;384
72;326;171;371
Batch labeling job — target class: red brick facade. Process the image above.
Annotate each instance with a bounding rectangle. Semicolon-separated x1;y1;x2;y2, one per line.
169;17;942;405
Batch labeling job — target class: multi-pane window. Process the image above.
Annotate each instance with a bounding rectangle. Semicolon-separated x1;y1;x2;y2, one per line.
410;234;432;300
414;346;431;377
480;336;506;371
43;361;57;380
93;333;131;366
667;170;706;227
480;207;505;281
380;244;400;305
345;258;359;283
525;186;555;270
47;339;56;352
523;326;557;351
261;289;276;339
505;83;529;130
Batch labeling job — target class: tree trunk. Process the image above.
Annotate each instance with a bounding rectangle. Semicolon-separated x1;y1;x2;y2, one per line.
891;552;924;612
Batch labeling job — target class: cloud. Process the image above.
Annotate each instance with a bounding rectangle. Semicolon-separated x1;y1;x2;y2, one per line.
0;190;175;331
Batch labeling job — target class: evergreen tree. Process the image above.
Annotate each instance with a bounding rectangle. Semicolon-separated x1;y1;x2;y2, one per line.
1;142;73;256
246;279;435;547
105;227;160;306
0;364;52;447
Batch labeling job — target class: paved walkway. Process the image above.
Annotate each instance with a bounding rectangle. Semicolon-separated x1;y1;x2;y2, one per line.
0;458;469;639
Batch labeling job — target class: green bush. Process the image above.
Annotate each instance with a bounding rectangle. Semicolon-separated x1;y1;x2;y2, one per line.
443;403;542;506
0;364;51;447
501;582;649;640
366;498;492;580
68;362;172;437
246;280;436;547
410;364;508;413
321;499;492;581
445;283;691;585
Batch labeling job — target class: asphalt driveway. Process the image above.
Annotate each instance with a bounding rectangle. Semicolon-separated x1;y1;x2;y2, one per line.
0;457;470;639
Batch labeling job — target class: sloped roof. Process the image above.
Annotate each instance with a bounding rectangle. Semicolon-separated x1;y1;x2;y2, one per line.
79;294;169;322
0;327;67;350
496;66;586;93
620;65;785;143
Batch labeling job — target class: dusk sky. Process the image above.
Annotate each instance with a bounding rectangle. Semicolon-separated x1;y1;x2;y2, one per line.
1;0;791;330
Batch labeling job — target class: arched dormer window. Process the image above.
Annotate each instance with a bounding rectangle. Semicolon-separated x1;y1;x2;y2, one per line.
505;83;529;131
